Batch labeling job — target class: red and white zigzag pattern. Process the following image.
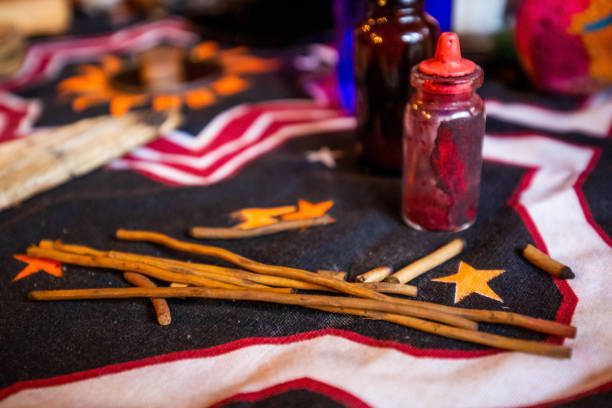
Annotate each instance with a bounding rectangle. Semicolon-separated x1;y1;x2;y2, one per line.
110;100;355;185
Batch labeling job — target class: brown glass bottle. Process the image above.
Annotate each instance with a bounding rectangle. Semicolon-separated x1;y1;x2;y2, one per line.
354;0;439;173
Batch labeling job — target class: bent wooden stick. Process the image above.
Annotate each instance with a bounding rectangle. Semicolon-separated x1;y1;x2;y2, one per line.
123;272;171;326
28;286;477;330
28;287;570;358
115;229;389;301
190;215;334;239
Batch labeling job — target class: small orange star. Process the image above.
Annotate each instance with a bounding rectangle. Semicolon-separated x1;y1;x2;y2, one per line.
13;254;63;281
432;261;505;304
281;200;334;221
232;205;296;229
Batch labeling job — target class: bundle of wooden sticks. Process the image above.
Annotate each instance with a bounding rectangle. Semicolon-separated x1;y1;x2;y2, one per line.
26;230;576;359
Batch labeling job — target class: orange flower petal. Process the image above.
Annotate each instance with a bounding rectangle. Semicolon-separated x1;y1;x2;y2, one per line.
185;88;216;109
72;95;109;111
58;76;107;94
102;55;123;74
220;46;249;56
153;95;182;112
110;94;147;117
13;254;62;281
222;55;278;75
212;75;248;96
191;41;218;60
282;200;334;221
232;206;296;229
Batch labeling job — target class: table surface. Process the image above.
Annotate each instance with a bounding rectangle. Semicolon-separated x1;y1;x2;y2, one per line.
0;18;611;408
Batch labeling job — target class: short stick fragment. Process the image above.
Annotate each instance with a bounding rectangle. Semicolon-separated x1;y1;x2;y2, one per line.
522;244;575;279
190;215;334;239
356;266;392;283
385;239;465;284
123;272;171;325
360;282;417;297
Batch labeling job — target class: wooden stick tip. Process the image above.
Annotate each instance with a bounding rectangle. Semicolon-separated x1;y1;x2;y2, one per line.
383;276;400;284
559;267;575;280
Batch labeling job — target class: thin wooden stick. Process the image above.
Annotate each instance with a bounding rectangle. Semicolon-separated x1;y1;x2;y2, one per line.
123;272;171;326
522;244;575;279
356;266;392;283
385;239;465;284
27;246;293;294
35;240;576;338
314;306;570;359
28;286;478;330
316;270;347;280
115;229;388;301
47;241;331;292
190;215;335;239
110;251;332;291
390;297;576;339
360;282;417;297
28;287;570;358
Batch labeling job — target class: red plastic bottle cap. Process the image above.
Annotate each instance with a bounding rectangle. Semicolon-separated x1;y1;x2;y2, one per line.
418;32;475;77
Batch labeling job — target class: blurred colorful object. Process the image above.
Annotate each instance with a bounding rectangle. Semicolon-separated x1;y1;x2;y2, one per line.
58;43;277;117
515;0;612;94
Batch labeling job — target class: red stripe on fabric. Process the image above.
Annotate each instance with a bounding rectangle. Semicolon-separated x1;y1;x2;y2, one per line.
573;149;612;247
208;377;372;408
0;328;498;402
507;168;548;252
506;167;578;345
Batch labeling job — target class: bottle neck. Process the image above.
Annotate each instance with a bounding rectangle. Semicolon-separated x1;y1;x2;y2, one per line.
416;88;475;105
369;0;424;14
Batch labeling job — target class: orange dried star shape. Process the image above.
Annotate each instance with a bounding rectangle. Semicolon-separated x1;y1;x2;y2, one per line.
13;254;62;281
233;206;296;230
282;200;334;221
432;261;505;304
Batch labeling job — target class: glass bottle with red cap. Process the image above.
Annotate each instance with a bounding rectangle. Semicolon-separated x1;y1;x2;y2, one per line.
402;32;485;231
354;0;439;173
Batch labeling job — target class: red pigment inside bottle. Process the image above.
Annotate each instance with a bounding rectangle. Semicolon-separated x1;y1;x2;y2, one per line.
402;32;485;231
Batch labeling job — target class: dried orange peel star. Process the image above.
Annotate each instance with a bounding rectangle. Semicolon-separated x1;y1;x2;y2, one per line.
13;254;62;281
433;261;505;304
282;200;334;221
232;206;296;230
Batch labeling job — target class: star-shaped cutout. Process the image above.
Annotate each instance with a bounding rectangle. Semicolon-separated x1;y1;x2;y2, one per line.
306;147;343;169
12;254;63;281
232;205;296;229
282;199;334;221
432;261;505;304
